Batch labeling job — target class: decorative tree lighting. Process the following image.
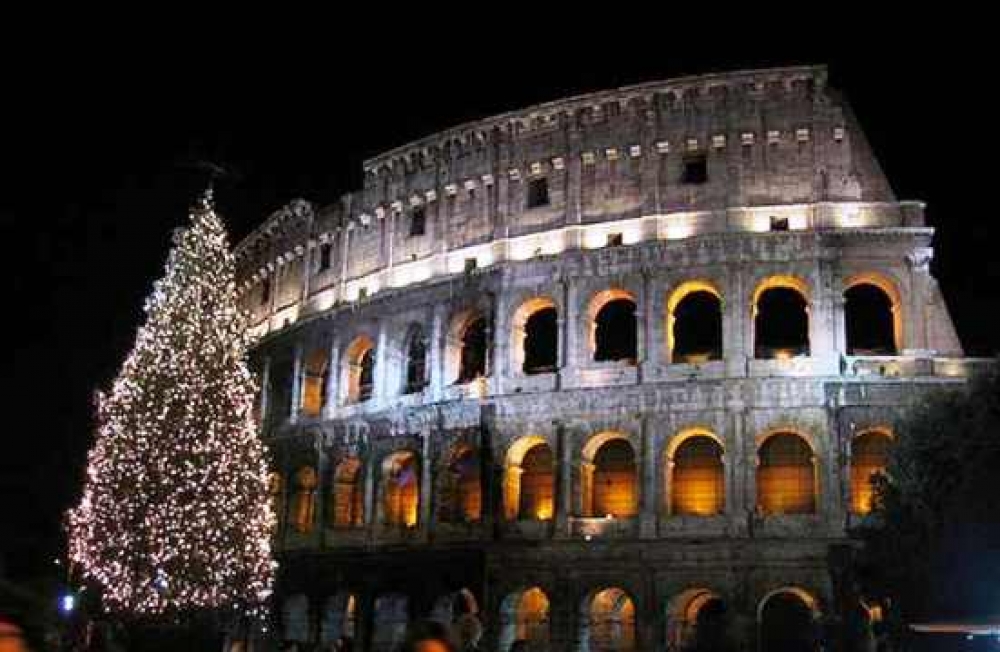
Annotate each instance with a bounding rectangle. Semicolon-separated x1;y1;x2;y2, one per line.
67;189;275;619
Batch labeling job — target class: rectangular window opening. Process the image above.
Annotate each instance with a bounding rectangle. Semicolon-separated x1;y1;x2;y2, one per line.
318;243;332;272
770;216;790;232
606;232;624;247
527;177;550;208
682;154;708;184
410;206;426;236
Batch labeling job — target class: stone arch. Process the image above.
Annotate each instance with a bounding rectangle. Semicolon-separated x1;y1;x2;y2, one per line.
512;296;559;375
268;471;284;532
372;593;409;652
430;587;480;626
504;436;554;521
666;280;724;363
844;273;903;355
581;432;637;518
588;288;638;363
440;443;482;523
301;346;330;417
291;466;318;533
756;432;817;515
382;450;420;527
329;457;364;528
850;428;893;514
500;586;550;652
665;588;727;652
342;334;376;403
752;275;811;359
580;587;637;652
446;308;490;384
319;591;357;644
666;428;726;516
757;587;821;652
403;323;429;394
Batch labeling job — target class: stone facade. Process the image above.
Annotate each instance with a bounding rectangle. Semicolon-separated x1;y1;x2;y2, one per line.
235;66;982;651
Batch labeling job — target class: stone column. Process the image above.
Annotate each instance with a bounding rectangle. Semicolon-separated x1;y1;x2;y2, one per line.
374;321;389;407
419;429;434;542
429;303;447;401
639;270;654;380
640;417;657;538
290;343;304;424
363;443;377;543
259;355;271;430
322;336;340;419
554;422;572;538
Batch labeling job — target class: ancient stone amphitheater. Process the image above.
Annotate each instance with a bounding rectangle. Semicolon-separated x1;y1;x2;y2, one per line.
234;65;979;651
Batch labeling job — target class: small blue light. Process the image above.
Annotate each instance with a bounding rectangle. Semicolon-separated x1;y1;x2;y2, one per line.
60;593;76;614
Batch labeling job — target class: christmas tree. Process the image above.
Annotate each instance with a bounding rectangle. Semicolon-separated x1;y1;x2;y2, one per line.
68;189;274;620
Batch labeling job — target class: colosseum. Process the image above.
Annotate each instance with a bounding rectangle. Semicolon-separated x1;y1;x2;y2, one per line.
233;65;982;651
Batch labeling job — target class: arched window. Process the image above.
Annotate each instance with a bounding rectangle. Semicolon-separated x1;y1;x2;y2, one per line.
851;430;892;514
666;590;727;652
594;297;638;363
372;593;408;652
383;451;419;527
501;587;550;652
845;282;899;355
458;317;489;383
523;307;558;374
404;326;428;394
292;466;318;533
506;440;555;521
344;335;376;403
268;472;284;532
671;436;725;516
320;592;357;645
330;458;364;528
586;438;638;518
585;588;636;652
301;347;330;417
758;589;818;652
441;446;482;523
753;278;810;359
668;283;723;364
757;434;816;515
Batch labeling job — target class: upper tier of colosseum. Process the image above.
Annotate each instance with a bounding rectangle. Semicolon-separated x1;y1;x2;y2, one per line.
234;65;925;338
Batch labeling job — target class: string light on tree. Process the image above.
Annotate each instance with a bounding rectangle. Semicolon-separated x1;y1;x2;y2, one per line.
67;188;275;619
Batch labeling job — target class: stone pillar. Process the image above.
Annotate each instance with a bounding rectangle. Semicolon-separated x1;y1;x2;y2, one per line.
363;443;377;543
373;322;389;408
429;303;447;401
290;343;304;424
554;422;572;538
322;337;340;419
725;262;749;378
639;270;655;378
419;429;434;542
640;417;657;538
259;355;271;430
563;279;580;375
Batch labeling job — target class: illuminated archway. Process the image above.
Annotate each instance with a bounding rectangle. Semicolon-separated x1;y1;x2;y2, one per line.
372;593;409;652
668;430;725;516
329;457;364;528
301;347;330;417
666;589;727;651
268;472;284;533
382;451;420;527
403;324;428;393
757;432;817;515
512;297;558;374
667;281;723;363
844;274;902;355
504;436;554;521
582;587;637;652
291;466;318;533
343;334;376;403
582;433;637;518
851;429;892;514
500;586;550;652
319;592;357;644
588;289;638;363
441;444;482;523
446;309;490;384
752;276;810;359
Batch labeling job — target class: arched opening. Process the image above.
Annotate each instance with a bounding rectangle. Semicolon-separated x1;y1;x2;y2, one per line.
458;316;489;383
753;278;810;359
523;307;558;374
586;437;638;518
594;296;638;363
666;589;728;652
319;592;357;646
291;466;318;533
430;588;479;626
330;457;364;528
282;594;310;644
372;593;409;652
851;430;892;514
301;347;330;417
500;587;550;652
441;446;482;523
845;281;899;355
670;435;725;516
383;451;419;528
268;472;284;533
584;587;636;652
506;439;555;521
668;283;723;364
759;589;818;652
404;325;428;394
757;433;816;515
344;335;376;403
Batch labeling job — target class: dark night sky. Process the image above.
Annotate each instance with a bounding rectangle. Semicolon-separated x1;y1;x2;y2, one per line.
2;27;997;582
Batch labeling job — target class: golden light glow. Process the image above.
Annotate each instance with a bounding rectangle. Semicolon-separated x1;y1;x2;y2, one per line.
851;429;892;514
670;433;725;516
757;432;816;515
